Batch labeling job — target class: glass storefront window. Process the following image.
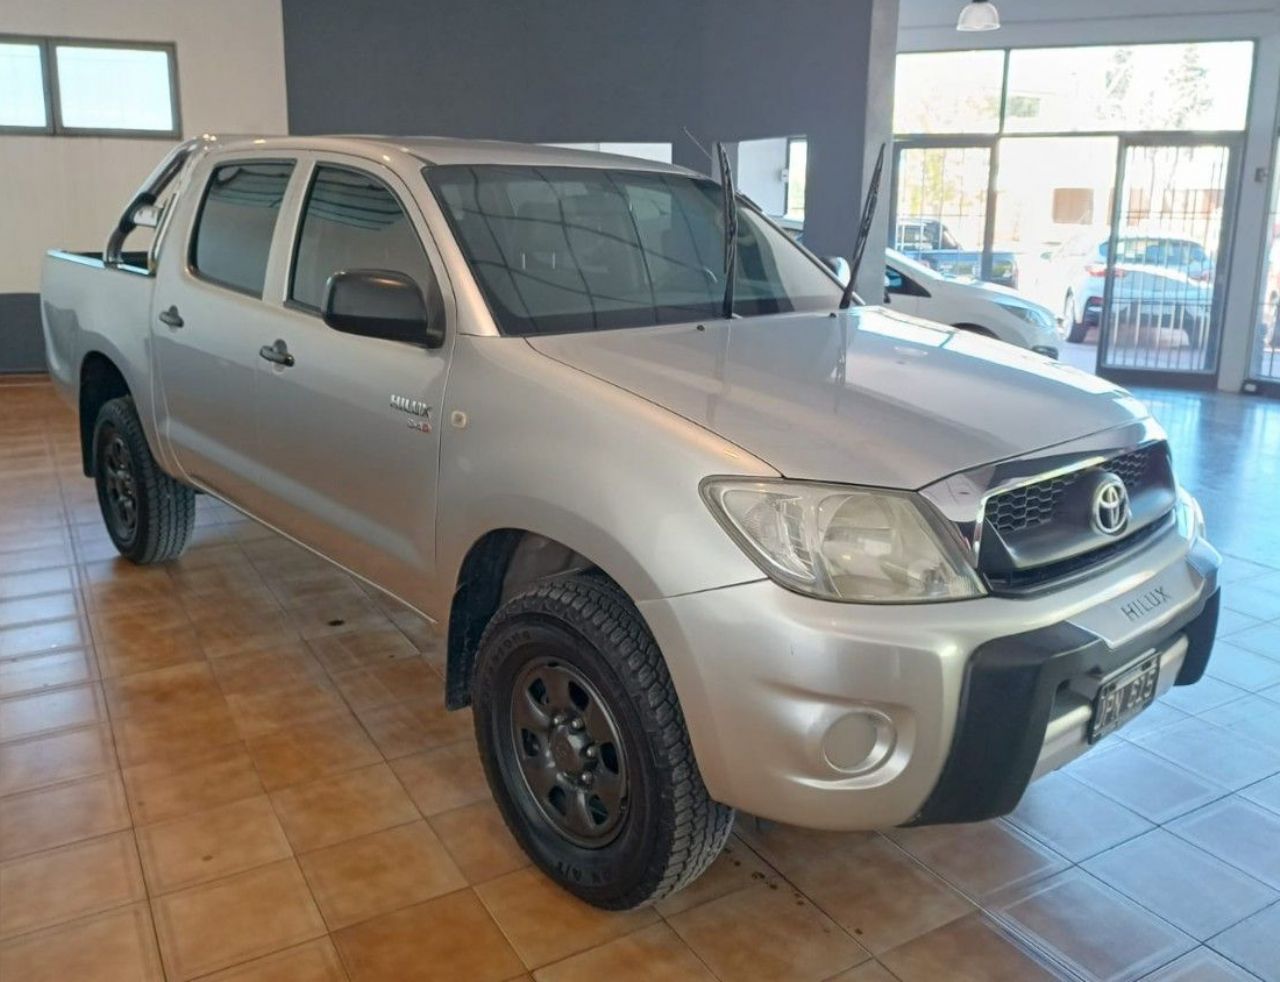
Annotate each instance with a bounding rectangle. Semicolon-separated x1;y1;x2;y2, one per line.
894;50;1005;135
1253;139;1280;382
1004;42;1253;134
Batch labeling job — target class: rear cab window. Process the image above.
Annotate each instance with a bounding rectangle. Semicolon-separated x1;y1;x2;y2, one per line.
189;160;295;296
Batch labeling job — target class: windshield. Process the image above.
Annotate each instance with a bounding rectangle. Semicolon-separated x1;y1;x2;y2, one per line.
425;164;842;336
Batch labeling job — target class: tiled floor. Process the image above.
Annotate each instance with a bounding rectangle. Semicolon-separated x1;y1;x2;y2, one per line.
1;373;1279;982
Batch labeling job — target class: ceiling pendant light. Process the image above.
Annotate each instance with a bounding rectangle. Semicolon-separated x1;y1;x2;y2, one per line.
957;0;1001;31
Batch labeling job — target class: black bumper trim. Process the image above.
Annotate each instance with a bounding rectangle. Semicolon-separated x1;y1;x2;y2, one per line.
906;586;1220;827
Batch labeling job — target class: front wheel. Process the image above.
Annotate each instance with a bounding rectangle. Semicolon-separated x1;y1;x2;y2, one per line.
472;573;733;909
1064;292;1089;343
93;396;195;564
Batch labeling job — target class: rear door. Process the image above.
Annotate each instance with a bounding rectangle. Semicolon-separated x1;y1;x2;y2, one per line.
152;156;299;506
251;156;453;607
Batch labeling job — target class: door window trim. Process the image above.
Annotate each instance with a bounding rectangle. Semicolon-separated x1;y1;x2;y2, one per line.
186;157;297;299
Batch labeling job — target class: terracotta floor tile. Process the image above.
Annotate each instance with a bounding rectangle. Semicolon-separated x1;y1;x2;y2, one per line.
307;628;419;674
0;681;107;741
0;590;78;628
0;830;146;939
887;819;1067;900
1068;742;1228;823
288;594;389;640
1084;828;1278;940
169;560;268;600
122;740;264;825
136;794;293;895
112;695;241;767
535;921;714;981
0;902;164;982
210;641;328;696
990;869;1194;980
151;859;327;980
248;714;381;791
335;889;524;981
668;880;867;981
0;616;89;658
227;677;350;738
477;867;660;968
879;912;1058;982
0;566;75;601
299;820;467;929
330;656;439;711
103;661;222;720
267;567;365;609
775;832;975;955
1168;797;1280;889
199;937;348;981
0;724;116;795
355;694;473;758
1009;770;1154;862
271;762;420;852
827;961;902;982
92;599;204;678
428;798;531;885
80;560;177;610
0;647;97;698
0;771;131;860
190;602;301;659
390;741;491;816
1144;947;1260;981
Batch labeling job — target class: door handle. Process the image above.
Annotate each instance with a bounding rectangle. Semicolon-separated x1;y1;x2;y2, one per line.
258;339;295;368
158;305;184;329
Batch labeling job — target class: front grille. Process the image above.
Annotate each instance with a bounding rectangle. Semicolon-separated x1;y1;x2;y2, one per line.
987;445;1157;536
985;513;1172;592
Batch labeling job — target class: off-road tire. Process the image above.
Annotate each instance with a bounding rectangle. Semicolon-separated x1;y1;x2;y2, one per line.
92;396;195;564
472;573;733;909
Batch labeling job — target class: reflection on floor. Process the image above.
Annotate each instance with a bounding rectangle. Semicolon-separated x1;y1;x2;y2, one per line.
0;375;1278;981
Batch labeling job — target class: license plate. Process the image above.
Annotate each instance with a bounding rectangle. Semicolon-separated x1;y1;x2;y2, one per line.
1089;655;1160;743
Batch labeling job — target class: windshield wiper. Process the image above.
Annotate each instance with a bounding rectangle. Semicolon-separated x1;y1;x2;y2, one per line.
716;141;738;319
840;142;887;310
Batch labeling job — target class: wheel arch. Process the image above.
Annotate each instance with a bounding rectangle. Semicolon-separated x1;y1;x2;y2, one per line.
79;351;132;476
444;528;622;709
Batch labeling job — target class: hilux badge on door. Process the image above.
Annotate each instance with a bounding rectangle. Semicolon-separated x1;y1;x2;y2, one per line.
1091;473;1130;536
390;395;432;432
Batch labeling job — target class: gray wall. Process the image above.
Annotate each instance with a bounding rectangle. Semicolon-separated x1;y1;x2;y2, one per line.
282;0;898;300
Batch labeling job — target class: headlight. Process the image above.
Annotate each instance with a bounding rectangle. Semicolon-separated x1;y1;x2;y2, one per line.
700;479;986;603
995;301;1057;332
1176;488;1205;540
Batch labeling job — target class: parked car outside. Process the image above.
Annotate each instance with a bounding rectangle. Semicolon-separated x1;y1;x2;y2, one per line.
41;135;1220;911
884;249;1060;357
1046;230;1215;344
895;217;1019;289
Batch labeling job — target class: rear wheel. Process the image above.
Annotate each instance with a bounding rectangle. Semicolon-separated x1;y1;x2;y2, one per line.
1064;292;1089;343
472;573;732;909
92;396;194;564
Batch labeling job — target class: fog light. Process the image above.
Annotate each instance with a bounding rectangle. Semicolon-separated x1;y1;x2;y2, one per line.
822;709;897;775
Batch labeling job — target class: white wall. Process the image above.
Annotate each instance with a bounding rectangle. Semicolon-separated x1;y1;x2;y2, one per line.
0;0;288;294
898;0;1280;390
737;137;790;216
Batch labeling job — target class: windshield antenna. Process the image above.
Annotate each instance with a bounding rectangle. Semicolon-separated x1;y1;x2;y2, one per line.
682;126;714;163
840;141;887;310
716;141;738;320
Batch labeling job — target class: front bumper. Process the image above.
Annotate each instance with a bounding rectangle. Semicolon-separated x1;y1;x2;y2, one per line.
639;526;1220;831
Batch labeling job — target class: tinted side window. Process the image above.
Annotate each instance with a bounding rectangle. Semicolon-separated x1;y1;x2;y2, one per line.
290;166;433;311
191;161;294;296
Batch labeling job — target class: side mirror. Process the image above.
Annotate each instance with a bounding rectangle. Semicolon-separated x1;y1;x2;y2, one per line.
822;255;852;286
322;269;444;349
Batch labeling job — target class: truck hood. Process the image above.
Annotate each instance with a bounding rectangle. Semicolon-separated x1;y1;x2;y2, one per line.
526;306;1150;489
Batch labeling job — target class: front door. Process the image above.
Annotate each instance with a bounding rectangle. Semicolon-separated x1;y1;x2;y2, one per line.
153;158;297;504
252;159;452;607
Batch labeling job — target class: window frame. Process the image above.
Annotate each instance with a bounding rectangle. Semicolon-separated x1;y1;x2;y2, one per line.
285;161;439;318
187;157;297;299
0;33;180;139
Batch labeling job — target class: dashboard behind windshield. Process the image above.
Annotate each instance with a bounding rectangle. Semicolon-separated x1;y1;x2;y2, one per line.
425;164;842;336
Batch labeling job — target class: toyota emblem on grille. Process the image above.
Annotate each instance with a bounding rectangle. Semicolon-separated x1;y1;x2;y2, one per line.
1091;473;1130;536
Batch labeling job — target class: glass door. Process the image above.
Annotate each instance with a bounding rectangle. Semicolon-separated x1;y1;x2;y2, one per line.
1097;140;1236;381
892;142;996;283
1251;137;1280;385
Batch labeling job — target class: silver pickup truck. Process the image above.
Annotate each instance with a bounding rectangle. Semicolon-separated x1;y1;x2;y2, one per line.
41;135;1221;910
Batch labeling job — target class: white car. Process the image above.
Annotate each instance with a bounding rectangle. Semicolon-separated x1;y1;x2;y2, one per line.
1047;232;1214;345
884;249;1061;358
